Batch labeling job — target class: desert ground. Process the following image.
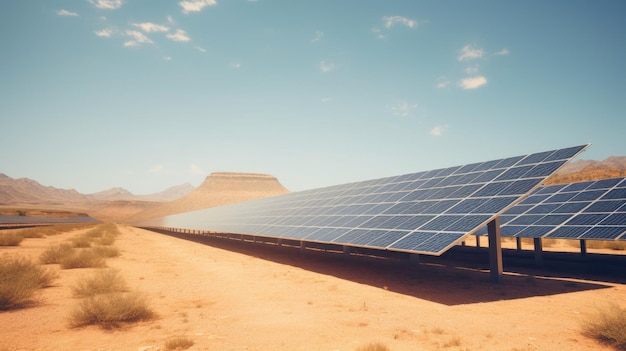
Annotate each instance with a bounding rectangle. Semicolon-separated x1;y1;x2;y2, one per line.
1;224;625;351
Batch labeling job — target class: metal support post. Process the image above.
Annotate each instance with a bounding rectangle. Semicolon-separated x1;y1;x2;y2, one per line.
487;217;503;283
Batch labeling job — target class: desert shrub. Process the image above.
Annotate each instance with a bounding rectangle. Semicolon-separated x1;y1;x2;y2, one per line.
90;245;120;258
12;227;45;239
582;303;626;349
604;241;626;251
40;243;76;264
0;232;24;246
72;269;127;297
0;258;57;310
69;235;92;248
164;337;195;350
356;343;391;351
19;223;95;238
60;249;106;269
68;292;153;328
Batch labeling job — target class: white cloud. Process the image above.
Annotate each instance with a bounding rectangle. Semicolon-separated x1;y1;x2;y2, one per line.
180;0;217;14
167;16;175;24
132;22;169;33
372;27;385;39
465;65;480;74
436;80;450;89
319;61;336;73
167;29;191;42
494;48;510;56
148;164;165;174
312;31;323;43
321;97;332;103
430;126;445;136
228;62;241;69
458;76;488;89
89;0;123;10
95;28;114;37
383;16;417;29
189;164;205;175
458;45;484;61
391;102;418;117
57;9;79;16
195;46;207;52
164;56;172;61
124;30;153;47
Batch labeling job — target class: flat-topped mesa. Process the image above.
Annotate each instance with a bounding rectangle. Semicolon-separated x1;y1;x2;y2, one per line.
125;171;289;222
196;172;288;194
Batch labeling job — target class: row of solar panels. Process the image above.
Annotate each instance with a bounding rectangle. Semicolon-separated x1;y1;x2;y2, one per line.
136;145;591;255
475;177;626;240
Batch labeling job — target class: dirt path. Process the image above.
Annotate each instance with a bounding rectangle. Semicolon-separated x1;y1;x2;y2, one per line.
1;225;624;350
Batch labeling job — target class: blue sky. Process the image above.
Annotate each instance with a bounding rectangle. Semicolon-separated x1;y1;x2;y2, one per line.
1;0;625;195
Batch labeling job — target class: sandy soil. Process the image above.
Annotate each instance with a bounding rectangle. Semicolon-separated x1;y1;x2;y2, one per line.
1;225;625;351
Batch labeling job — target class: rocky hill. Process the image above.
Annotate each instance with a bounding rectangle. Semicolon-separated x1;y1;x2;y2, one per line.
0;173;193;206
125;172;289;222
546;156;626;184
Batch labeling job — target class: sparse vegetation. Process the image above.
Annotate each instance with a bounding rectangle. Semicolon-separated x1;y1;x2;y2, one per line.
0;232;24;246
587;240;626;251
71;269;128;297
68;291;154;328
60;249;106;269
70;235;92;248
0;258;57;310
90;245;120;258
581;303;626;349
355;342;391;351
40;243;76;264
164;336;195;350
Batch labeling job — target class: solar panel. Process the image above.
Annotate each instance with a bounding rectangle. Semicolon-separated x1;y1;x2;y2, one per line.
135;145;589;255
475;176;626;241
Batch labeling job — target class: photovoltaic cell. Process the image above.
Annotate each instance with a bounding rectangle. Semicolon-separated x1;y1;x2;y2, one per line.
135;145;589;255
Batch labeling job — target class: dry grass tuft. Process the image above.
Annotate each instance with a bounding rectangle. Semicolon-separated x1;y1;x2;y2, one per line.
60;249;106;269
39;244;76;264
72;269;128;297
68;292;154;328
0;258;57;310
0;232;24;246
90;245;120;258
164;336;195;350
355;343;391;351
581;303;626;349
69;236;92;248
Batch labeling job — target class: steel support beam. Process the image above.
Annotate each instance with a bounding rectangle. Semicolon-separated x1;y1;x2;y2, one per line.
534;238;544;265
487;217;503;283
580;239;587;256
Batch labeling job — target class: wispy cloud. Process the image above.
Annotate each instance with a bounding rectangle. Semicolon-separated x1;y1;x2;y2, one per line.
458;76;488;89
383;16;417;29
228;62;241;69
95;28;115;37
458;45;484;61
57;9;79;16
132;22;169;33
164;56;172;61
319;61;336;73
494;48;510;56
465;65;480;74
321;97;332;103
436;79;450;89
189;164;205;175
180;0;217;14
312;31;323;43
391;101;418;117
195;46;207;52
124;30;153;47
167;16;175;24
167;29;191;42
89;0;123;10
430;126;445;136
372;27;385;40
148;164;165;174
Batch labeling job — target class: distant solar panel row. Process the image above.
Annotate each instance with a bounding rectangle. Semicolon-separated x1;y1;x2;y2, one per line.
137;145;589;255
475;177;626;240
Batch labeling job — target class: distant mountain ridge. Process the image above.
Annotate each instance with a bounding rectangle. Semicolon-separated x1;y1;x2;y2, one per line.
0;173;194;205
546;156;626;184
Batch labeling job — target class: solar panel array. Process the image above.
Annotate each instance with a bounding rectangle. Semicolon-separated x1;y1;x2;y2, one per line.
137;145;589;255
475;177;626;240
